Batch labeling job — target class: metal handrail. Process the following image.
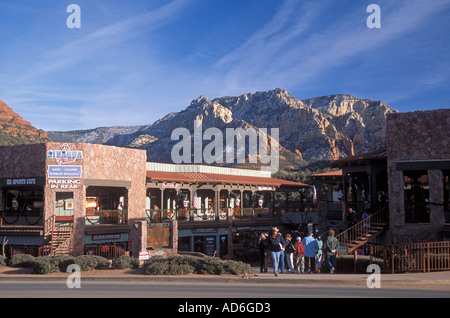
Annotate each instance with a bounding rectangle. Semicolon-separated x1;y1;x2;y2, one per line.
336;207;389;251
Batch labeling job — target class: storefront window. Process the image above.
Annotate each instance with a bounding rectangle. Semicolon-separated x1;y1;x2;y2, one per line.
404;170;429;223
86;186;127;210
85;186;127;224
3;188;44;215
444;170;450;213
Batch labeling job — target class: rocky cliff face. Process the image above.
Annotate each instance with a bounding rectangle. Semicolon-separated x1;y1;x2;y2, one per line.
0;99;50;146
48;88;396;174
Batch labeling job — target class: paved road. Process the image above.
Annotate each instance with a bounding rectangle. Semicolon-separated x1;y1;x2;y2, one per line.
1;280;449;298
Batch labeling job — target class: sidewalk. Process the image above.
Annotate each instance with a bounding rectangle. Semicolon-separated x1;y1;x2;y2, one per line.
1;266;450;288
247;268;450;287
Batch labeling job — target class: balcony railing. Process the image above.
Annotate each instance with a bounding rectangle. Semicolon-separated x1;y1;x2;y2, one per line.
85;210;127;225
0;210;44;227
145;206;309;223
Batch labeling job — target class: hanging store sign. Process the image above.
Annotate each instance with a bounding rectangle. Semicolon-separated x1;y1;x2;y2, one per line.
92;234;121;241
6;178;36;185
257;186;273;191
47;144;83;165
162;182;180;189
48;165;82;178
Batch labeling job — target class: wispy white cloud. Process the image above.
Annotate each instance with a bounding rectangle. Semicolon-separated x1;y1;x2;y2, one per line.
0;0;198;130
16;0;193;82
213;0;324;94
213;0;450;96
1;0;449;131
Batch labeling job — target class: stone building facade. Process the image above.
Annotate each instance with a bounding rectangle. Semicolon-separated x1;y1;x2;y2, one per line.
387;108;450;243
0;142;310;258
0;142;148;256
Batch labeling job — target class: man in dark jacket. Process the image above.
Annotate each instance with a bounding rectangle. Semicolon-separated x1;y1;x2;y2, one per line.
325;230;339;273
347;207;357;228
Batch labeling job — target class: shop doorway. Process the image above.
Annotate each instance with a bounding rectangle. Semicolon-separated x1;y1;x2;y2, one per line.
55;192;74;225
194;235;217;257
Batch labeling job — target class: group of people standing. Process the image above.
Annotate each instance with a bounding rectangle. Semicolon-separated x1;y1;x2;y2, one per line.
258;227;340;276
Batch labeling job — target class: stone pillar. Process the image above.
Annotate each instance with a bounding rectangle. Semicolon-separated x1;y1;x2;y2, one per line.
170;219;178;254
387;161;404;244
73;186;85;248
429;170;444;228
129;219;147;257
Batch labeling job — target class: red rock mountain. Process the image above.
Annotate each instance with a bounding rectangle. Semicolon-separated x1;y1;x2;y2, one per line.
0;99;49;146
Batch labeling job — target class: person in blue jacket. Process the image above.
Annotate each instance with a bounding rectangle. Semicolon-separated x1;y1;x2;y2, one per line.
302;232;319;273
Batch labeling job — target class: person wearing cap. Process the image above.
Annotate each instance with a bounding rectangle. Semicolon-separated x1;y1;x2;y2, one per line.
268;227;285;277
302;231;319;274
294;236;305;273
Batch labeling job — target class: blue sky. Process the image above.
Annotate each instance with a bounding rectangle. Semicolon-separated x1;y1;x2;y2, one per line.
0;0;449;131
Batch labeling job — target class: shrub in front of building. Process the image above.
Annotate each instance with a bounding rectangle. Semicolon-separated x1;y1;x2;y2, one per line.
0;256;7;266
112;255;140;269
26;255;109;274
71;255;110;271
33;256;63;274
145;261;194;275
144;255;253;276
8;254;36;267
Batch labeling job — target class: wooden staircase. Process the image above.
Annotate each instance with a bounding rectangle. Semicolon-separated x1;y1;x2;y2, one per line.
336;207;389;254
51;225;74;256
42;215;74;256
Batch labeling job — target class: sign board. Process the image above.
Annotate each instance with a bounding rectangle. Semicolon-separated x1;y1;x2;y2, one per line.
6;178;36;185
162;182;180;189
47;143;83;165
147;223;170;248
48;165;82;178
92;234;121;241
139;251;150;261
48;179;81;189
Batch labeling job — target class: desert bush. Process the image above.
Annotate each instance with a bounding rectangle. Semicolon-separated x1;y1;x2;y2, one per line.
31;256;76;274
33;257;60;274
0;256;7;266
191;257;224;275
8;254;35;267
144;255;252;276
112;255;139;269
58;256;76;272
167;263;195;275
144;255;194;275
145;261;170;275
73;255;109;271
221;260;253;275
27;255;108;274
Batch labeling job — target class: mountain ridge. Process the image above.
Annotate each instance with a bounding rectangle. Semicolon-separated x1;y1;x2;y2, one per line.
47;88;396;176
